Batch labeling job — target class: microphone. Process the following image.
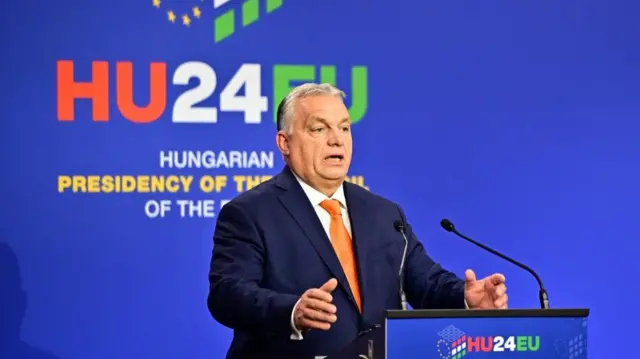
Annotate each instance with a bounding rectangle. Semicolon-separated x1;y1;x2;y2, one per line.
393;220;410;310
440;218;550;309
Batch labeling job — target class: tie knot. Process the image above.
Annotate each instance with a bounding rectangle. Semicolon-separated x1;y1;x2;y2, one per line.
320;199;342;217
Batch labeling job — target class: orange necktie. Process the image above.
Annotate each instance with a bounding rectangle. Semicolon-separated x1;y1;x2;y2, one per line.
320;199;362;312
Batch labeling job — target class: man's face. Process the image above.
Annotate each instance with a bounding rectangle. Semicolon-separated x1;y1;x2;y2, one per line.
278;95;352;192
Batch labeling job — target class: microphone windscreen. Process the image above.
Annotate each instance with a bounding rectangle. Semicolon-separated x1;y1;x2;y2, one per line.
440;218;455;232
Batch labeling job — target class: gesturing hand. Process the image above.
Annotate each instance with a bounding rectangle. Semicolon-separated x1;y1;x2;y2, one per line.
464;269;508;309
294;278;338;331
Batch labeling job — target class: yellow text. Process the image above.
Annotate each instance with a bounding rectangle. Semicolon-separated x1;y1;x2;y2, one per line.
199;175;228;193
58;175;193;193
233;175;273;192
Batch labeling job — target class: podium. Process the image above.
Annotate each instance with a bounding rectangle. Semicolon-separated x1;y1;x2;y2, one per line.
327;308;589;359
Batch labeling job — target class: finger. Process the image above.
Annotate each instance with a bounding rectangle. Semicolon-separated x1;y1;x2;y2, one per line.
494;294;508;308
302;307;337;324
490;273;506;285
306;289;333;303
305;298;337;314
319;278;338;293
493;284;507;297
465;269;476;283
301;318;332;331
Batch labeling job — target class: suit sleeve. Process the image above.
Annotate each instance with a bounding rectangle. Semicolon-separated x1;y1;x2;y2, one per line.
207;201;300;334
397;205;466;309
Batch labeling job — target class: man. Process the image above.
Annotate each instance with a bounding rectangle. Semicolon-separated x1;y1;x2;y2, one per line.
207;83;508;359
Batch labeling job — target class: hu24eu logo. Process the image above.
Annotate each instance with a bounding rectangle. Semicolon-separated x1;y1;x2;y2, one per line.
437;325;540;358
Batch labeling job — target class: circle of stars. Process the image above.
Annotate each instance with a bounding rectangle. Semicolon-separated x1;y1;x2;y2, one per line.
436;339;451;359
153;0;203;27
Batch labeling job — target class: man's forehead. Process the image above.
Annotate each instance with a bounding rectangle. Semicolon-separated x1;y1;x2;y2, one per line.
292;96;349;124
305;115;351;123
297;95;345;109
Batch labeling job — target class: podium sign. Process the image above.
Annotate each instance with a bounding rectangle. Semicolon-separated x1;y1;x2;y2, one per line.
385;309;588;359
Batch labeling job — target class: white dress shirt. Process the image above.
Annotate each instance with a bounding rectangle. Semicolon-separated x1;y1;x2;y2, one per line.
289;174;351;340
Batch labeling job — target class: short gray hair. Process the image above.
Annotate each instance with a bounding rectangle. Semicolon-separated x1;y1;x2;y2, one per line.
276;83;346;135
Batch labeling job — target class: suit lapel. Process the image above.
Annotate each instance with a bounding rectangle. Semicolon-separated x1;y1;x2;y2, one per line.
275;167;355;307
343;182;376;321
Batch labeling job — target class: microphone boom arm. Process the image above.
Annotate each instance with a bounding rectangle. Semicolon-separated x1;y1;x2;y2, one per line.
440;219;550;309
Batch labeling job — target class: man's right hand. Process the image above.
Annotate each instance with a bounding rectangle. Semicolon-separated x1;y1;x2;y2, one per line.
293;278;338;331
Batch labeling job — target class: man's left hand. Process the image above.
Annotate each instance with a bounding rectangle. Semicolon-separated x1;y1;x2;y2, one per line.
464;269;508;309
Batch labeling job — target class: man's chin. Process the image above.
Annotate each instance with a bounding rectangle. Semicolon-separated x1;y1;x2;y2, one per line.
319;169;348;181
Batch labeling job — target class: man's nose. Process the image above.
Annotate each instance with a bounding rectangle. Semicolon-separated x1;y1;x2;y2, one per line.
327;129;344;146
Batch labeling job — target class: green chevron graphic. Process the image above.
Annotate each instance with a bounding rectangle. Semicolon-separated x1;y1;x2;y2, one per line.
214;0;283;43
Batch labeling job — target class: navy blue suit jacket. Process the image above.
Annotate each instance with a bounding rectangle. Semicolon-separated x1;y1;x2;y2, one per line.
207;166;465;359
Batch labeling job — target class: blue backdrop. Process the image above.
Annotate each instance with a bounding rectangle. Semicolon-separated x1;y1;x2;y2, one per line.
1;0;638;358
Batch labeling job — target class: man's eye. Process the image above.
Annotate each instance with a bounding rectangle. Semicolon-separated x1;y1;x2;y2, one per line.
312;128;324;132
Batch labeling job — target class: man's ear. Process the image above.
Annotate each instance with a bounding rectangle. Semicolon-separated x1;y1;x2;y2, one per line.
276;131;290;156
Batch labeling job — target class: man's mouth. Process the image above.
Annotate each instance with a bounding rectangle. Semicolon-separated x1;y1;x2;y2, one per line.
325;155;344;162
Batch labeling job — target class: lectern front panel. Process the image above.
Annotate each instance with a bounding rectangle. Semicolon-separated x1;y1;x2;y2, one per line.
385;312;587;359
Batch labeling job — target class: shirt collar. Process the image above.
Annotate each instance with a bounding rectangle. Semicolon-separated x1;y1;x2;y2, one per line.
292;172;347;209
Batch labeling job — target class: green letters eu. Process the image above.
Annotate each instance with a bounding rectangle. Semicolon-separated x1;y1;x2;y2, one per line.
272;65;368;125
